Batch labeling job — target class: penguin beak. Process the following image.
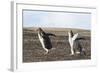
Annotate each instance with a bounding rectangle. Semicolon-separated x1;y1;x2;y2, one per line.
35;27;41;31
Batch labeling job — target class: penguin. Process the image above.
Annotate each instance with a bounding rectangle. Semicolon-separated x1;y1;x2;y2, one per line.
37;28;56;54
68;30;78;55
68;30;85;55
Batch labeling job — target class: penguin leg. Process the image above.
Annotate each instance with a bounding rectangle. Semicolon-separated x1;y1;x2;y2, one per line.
44;48;49;54
81;48;86;55
70;46;74;55
76;48;86;56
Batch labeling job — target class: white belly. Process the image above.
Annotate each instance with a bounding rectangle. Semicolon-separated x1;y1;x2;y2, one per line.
69;37;74;55
38;33;45;49
69;38;73;46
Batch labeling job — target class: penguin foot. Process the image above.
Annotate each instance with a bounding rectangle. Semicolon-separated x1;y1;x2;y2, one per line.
44;50;49;55
70;53;74;56
76;51;80;54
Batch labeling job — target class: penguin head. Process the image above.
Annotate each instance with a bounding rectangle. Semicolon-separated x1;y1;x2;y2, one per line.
70;30;74;37
68;30;73;38
36;28;43;32
36;28;46;35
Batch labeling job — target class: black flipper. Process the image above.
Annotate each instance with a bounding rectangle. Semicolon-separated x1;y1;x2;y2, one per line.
46;33;56;37
75;37;85;41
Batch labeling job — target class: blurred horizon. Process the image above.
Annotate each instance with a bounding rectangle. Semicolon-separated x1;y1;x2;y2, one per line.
23;10;91;30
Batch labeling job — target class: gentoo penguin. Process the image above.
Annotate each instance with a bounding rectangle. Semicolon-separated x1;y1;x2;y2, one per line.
68;30;78;55
68;30;86;55
37;28;56;54
75;40;86;55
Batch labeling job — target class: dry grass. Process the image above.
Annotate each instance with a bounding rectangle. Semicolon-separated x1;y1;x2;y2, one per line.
23;27;91;62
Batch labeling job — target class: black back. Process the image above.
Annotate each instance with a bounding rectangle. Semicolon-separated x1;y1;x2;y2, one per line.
43;35;52;49
38;28;55;49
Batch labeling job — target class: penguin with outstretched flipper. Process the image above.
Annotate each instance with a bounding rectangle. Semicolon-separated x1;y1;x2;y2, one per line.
37;28;56;54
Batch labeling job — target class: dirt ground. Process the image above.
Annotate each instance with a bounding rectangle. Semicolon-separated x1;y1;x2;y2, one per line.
23;27;91;62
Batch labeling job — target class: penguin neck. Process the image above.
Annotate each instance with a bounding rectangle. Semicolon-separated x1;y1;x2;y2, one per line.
38;31;40;34
39;30;45;35
68;32;71;40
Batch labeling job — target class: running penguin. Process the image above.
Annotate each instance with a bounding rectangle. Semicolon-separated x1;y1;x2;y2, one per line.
37;28;56;54
68;30;86;55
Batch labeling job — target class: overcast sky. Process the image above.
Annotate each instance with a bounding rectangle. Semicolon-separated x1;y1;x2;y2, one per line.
23;10;91;30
